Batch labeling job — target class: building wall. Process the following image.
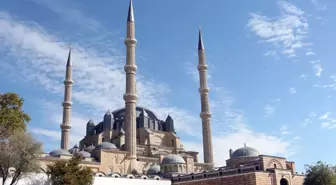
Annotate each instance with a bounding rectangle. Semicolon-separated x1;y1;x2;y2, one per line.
260;156;287;170
173;173;257;185
291;175;305;185
172;171;305;185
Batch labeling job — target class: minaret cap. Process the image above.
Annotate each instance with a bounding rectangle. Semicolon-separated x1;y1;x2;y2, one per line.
127;0;134;22
198;28;204;50
66;49;72;66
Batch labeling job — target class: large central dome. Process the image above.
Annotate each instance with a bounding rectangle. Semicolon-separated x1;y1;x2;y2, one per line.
112;106;159;120
231;145;260;158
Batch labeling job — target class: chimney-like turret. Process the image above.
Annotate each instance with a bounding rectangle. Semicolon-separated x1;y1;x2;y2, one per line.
123;0;138;172
197;29;214;164
60;49;73;150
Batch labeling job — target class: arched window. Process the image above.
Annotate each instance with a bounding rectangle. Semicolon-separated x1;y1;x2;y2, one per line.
274;164;277;168
280;178;289;185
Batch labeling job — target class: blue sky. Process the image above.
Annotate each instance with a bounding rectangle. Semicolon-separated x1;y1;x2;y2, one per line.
0;0;334;172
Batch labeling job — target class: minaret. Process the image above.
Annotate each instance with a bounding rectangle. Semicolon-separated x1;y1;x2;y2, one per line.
197;29;214;164
123;0;138;171
60;49;73;150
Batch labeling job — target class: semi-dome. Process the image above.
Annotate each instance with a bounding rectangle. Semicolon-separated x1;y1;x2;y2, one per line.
147;164;160;175
49;148;72;157
231;145;260;158
78;150;91;158
95;142;117;150
84;145;95;152
161;154;186;165
112;106;159;120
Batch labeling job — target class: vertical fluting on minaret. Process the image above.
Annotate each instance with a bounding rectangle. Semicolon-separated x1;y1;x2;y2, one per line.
197;29;214;164
124;0;138;171
60;49;73;150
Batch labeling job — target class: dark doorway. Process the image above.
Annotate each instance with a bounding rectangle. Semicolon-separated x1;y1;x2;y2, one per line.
280;178;289;185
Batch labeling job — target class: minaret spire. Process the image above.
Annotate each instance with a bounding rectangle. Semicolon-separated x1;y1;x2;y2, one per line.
198;28;204;50
197;28;214;164
124;0;138;172
127;0;134;22
60;49;73;150
66;48;72;66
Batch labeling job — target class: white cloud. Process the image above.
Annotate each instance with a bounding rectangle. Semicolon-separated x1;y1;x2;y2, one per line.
264;104;276;117
300;118;312;127
320;122;330;128
306;51;315;56
0;12;199;141
183;124;294;167
289;87;297;94
0;4;296;162
293;136;300;140
247;0;310;58
311;60;323;77
300;74;308;80
319;112;331;120
280;125;290;135
314;76;336;90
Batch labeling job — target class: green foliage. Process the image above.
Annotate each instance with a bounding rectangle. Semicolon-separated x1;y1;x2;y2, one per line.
304;161;336;185
0;92;31;139
47;154;93;185
0;132;43;185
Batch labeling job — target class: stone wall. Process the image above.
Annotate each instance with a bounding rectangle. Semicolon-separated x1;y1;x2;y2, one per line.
173;173;257;185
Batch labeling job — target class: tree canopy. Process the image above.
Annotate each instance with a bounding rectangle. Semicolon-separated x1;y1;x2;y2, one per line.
304;161;336;185
46;154;93;185
0;131;43;185
0;92;31;139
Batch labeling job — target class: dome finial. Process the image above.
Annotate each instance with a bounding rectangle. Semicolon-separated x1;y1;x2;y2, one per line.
244;143;246;147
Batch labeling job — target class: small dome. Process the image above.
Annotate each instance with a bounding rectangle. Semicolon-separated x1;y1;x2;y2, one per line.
95;142;117;150
84;145;95;152
231;145;260;158
87;120;95;126
147;165;160;175
49;149;71;157
78;150;91;158
161;154;185;165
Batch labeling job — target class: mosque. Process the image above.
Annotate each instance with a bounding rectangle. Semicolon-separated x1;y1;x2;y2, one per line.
37;1;306;184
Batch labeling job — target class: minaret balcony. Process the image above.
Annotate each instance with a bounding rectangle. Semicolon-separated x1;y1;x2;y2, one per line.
123;93;138;103
124;64;137;74
124;38;137;46
200;112;211;119
197;64;208;71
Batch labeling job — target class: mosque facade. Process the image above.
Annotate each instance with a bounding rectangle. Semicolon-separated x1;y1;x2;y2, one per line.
37;0;213;178
36;1;306;184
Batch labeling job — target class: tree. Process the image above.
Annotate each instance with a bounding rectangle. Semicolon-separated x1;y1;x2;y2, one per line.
0;131;43;185
46;154;93;185
304;161;336;185
0;92;31;139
